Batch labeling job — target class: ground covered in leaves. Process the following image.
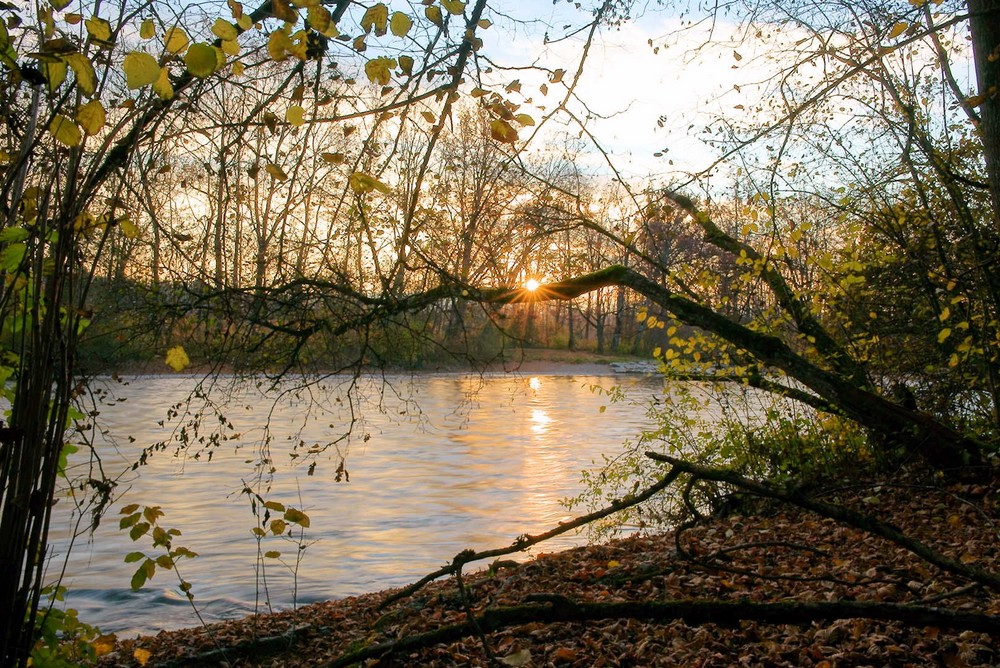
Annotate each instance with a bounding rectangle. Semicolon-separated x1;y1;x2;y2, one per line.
98;469;1000;667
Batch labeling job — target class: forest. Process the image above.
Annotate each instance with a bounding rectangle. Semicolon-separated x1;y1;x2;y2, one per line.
1;0;999;663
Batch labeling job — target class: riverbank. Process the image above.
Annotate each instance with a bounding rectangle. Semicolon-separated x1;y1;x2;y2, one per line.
97;465;1000;667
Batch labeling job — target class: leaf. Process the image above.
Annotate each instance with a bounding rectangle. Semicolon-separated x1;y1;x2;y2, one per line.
283;507;310;527
153;66;174;100
129;522;151;541
0;227;28;243
549;68;565;83
0;243;25;272
937;328;951;344
361;3;389;36
185;43;221;77
140;19;155;39
441;0;466;15
65;53;97;95
421;111;436;123
888;21;908;39
309;6;337;36
349;172;390;194
212;18;238;41
124;551;145;563
424;5;442;26
42;60;67;91
489;119;517;143
93;634;117;657
389;12;412;37
270;518;288;534
500;649;531;666
264;550;281;558
398;55;414;75
85;16;112;44
49;115;81;147
265;163;288;181
133;648;152;666
269;0;297;23
77;99;106;135
123;51;161;89
364;57;395;85
130;564;148;590
163;27;190;54
286;104;305;126
263;500;286;511
165;345;190;371
514;113;535;126
320;152;345;164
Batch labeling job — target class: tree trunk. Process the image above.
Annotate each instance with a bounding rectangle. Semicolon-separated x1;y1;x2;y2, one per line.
968;0;1000;228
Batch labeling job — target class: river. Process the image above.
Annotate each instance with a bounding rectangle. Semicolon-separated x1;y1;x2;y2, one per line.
48;371;665;636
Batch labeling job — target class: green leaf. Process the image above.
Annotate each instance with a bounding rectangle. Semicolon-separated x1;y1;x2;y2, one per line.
185;42;221;77
348;172;390;194
0;243;26;271
212;18;238;41
120;503;140;515
0;227;29;243
129;521;151;541
124;551;146;563
130;565;148;590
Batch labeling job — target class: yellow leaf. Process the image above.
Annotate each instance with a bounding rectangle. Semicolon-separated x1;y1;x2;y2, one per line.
165;346;190;372
888;21;908;39
265;163;288;180
421;110;436;123
231;60;245;76
514;113;535;126
212;18;238;41
49;115;81;147
64;13;82;24
220;38;240;56
361;3;389;36
120;218;140;238
42;59;67;91
320;152;345;163
389;12;412;37
185;43;221;77
441;0;465;15
85;16;112;43
489;119;517;143
140;19;155;39
133;647;152;667
123;51;160;88
398;54;414;75
237;14;253;30
153;66;174;99
286;104;305;126
939;306;950;322
269;0;298;22
938;328;951;344
77;99;106;135
92;633;117;657
163;27;190;54
65;52;97;96
424;5;442;26
348;171;390;194
308;6;337;37
50;0;71;9
268;29;294;60
364;57;395;85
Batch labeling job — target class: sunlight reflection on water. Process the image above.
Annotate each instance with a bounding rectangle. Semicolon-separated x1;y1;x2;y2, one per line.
48;371;664;636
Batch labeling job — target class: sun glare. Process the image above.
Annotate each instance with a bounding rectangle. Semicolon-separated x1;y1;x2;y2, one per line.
525;278;541;292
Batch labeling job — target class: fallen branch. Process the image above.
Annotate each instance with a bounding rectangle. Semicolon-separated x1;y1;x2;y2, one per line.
378;467;682;610
647;452;1000;591
326;596;1000;667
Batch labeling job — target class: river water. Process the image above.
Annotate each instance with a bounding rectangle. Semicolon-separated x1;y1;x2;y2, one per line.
48;371;665;636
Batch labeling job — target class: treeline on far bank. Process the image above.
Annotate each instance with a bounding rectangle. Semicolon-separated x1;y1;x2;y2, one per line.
74;275;672;374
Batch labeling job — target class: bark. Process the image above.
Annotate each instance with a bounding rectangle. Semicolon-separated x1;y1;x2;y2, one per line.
968;0;1000;228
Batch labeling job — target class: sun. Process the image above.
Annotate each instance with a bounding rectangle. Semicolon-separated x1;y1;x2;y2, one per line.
525;278;541;292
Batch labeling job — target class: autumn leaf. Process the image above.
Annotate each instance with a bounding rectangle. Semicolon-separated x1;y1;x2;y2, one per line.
123;51;160;89
153;66;174;100
139;19;155;39
165;345;190;372
361;3;389;36
119;218;140;238
389;12;412;37
85;16;112;44
265;163;289;181
441;0;466;14
349;172;390;194
425;5;442;26
364;57;395;85
490;119;518;143
320;152;345;164
286;104;306;126
49;115;81;147
133;648;152;666
65;53;97;96
77;100;106;135
163;26;190;54
398;55;414;75
888;21;908;39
